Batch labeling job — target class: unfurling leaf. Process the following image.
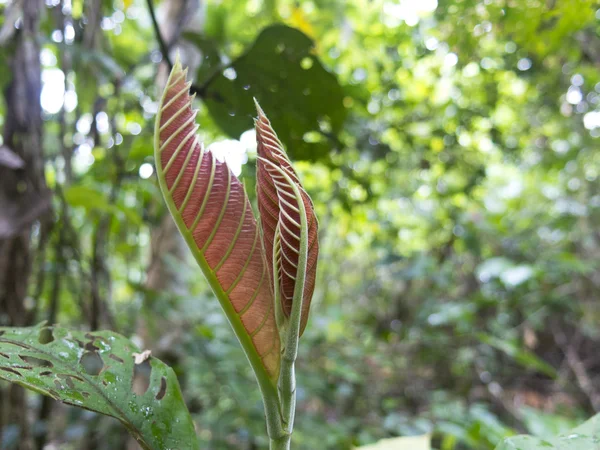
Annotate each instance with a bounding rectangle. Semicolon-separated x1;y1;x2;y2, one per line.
255;102;319;336
154;60;280;381
0;325;197;450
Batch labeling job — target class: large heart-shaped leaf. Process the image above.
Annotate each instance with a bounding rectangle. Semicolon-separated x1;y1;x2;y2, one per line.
0;325;198;450
202;25;346;162
154;61;280;392
495;414;600;450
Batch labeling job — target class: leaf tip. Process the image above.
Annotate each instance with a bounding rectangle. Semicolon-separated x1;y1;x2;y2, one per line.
173;50;182;70
253;97;266;118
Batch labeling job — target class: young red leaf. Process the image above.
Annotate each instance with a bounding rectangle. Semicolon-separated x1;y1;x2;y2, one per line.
255;103;319;336
154;61;280;381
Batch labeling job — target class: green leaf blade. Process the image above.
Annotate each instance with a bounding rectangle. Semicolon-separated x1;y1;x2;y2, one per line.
0;325;198;450
204;25;346;162
495;414;600;450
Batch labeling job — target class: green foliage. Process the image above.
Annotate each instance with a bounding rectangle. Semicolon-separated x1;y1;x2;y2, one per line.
202;25;346;161
477;334;558;379
65;184;143;226
495;414;600;450
0;325;197;450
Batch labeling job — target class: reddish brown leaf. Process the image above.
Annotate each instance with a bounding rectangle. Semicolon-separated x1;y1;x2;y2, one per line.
155;63;279;378
255;103;319;336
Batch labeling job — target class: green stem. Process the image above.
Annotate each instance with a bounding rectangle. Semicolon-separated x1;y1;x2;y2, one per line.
262;387;286;444
279;356;296;432
270;434;291;450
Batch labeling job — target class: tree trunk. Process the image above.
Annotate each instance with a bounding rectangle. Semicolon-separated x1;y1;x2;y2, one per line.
0;1;49;448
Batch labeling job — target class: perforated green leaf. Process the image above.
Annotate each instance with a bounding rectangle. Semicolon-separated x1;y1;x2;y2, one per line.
0;325;198;450
495;414;600;450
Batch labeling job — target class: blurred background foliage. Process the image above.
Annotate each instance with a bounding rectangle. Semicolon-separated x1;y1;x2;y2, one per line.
0;0;599;449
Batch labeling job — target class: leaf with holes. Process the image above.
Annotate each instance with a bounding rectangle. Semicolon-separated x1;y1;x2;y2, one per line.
255;102;319;336
154;60;280;398
0;325;198;450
